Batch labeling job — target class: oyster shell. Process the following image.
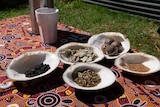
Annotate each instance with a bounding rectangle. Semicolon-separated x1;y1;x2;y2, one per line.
63;63;116;90
55;42;104;65
114;53;160;75
6;51;60;81
88;32;130;59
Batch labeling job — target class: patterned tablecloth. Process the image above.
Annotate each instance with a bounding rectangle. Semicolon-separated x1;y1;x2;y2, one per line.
0;15;160;107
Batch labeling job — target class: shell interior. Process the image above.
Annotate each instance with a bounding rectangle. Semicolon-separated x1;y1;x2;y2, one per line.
63;63;116;90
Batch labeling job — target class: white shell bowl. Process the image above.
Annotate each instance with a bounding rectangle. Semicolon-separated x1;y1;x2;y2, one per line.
63;63;116;90
6;51;60;81
114;53;160;75
88;32;130;59
55;42;104;65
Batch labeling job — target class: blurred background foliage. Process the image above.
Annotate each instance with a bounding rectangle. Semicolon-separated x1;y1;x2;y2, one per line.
0;0;28;10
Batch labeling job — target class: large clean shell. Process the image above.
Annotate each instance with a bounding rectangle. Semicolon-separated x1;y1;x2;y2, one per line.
62;63;116;90
114;53;160;75
55;42;104;65
88;32;130;59
6;51;60;81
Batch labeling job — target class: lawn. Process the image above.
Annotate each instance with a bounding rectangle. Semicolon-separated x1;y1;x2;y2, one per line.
0;0;160;58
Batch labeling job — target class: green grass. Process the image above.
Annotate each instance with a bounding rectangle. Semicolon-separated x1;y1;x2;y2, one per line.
0;5;29;19
0;0;160;58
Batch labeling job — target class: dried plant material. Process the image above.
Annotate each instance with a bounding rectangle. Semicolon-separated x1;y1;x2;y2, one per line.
59;48;97;63
122;63;150;72
72;69;101;87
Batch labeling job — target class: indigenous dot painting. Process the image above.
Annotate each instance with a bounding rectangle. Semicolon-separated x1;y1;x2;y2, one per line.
0;15;160;107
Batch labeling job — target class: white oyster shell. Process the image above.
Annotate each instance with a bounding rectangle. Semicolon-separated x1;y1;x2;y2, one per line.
88;32;130;59
63;63;116;90
6;51;60;81
114;53;160;75
55;42;104;65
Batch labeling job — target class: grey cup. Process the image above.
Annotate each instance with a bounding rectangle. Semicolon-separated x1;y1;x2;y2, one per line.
35;8;59;44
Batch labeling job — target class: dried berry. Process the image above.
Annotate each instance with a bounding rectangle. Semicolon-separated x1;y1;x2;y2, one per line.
25;63;50;77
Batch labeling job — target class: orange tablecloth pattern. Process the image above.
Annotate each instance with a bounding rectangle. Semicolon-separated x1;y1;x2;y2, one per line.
0;15;160;107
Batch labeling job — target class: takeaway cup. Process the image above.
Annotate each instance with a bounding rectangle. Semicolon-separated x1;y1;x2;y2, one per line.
35;8;59;44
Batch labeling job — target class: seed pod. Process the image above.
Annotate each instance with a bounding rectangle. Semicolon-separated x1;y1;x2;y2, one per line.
111;41;121;47
118;46;124;53
105;37;114;45
106;45;115;54
101;44;108;54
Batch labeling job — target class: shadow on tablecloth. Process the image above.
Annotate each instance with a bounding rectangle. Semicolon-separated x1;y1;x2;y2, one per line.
13;64;70;95
122;71;160;85
75;81;124;104
52;30;91;47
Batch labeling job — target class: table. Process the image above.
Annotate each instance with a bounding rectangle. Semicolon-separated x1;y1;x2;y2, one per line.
0;15;160;107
